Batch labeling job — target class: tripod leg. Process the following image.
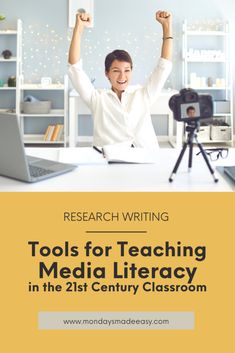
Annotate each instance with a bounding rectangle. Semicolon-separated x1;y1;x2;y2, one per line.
188;142;193;172
169;142;188;182
196;141;219;183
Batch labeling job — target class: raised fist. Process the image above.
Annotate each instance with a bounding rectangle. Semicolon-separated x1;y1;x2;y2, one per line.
76;11;92;30
156;10;172;26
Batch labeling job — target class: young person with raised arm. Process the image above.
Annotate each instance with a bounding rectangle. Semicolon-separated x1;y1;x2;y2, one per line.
68;10;172;148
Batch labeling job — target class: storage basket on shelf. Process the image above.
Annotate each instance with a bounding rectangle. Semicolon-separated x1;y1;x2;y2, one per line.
210;126;232;141
197;126;211;142
22;100;51;114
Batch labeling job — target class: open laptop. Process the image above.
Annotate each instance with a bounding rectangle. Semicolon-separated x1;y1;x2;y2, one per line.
0;113;77;183
224;166;235;184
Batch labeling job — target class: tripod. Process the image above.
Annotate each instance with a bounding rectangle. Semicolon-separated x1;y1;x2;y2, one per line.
169;121;219;183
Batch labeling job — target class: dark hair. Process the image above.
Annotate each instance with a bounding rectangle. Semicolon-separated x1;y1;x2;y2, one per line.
105;50;133;72
186;106;196;113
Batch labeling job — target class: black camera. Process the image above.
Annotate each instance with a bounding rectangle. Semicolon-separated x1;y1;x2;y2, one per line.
169;88;213;122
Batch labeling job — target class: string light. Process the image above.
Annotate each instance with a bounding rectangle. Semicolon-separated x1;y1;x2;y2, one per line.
22;23;66;82
21;22;176;86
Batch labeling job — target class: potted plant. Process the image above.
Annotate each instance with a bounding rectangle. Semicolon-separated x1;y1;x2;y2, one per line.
8;76;16;87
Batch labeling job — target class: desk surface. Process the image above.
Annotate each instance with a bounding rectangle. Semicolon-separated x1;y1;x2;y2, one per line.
0;147;234;192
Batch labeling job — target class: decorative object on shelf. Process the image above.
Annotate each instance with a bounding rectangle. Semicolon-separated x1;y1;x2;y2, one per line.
187;19;224;32
0;79;4;87
212;119;229;126
187;48;225;61
8;76;16;87
189;73;226;89
41;77;52;87
215;78;225;88
207;77;213;87
0;14;6;21
6;108;15;113
2;49;12;59
24;95;39;102
189;73;207;88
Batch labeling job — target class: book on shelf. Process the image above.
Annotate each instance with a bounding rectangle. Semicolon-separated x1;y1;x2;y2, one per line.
56;124;64;141
43;124;64;141
43;125;54;141
51;124;63;141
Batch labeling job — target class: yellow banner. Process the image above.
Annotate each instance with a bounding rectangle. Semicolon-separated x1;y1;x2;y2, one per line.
1;192;234;352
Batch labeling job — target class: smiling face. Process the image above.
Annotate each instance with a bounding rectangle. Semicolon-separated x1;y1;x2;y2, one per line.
105;60;132;97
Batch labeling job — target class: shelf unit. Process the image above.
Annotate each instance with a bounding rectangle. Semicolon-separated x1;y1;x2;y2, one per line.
0;20;69;147
0;19;22;115
182;20;233;146
19;76;69;146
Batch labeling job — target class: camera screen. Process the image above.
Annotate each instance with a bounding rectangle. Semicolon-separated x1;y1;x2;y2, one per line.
180;102;200;120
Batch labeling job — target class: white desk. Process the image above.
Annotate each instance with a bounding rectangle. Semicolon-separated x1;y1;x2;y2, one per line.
69;89;182;148
0;147;234;192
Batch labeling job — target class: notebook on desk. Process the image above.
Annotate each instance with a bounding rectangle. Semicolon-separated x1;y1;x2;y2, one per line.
0;113;77;183
102;143;159;164
59;147;107;165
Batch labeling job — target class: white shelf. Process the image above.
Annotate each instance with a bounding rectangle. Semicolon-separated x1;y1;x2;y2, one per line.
21;109;65;117
0;57;17;62
23;134;64;144
199;139;233;144
0;109;16;115
185;86;230;90
22;83;64;90
0;86;16;90
185;30;228;36
0;30;17;35
185;58;227;63
182;20;233;147
214;113;231;117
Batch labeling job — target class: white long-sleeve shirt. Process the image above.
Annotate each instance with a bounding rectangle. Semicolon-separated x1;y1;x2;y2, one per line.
69;57;172;148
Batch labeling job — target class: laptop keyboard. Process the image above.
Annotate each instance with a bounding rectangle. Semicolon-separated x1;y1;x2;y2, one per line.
29;165;54;178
